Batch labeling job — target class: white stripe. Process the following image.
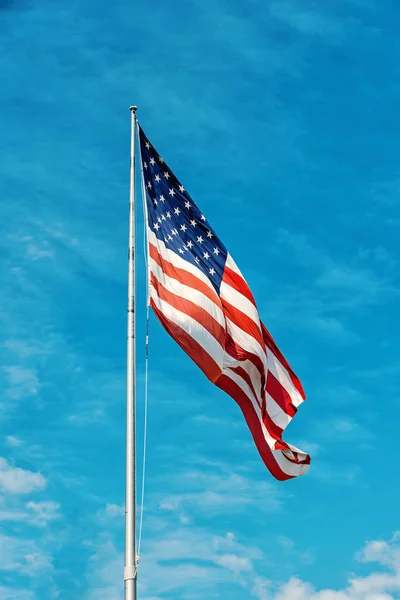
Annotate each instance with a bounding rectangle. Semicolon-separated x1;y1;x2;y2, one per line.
224;370;308;478
224;370;266;429
150;257;226;330
227;317;303;408
223;353;292;429
265;393;292;429
220;279;261;328
150;284;224;370
273;445;310;477
148;230;216;294
225;253;244;276
226;317;268;370
225;255;304;408
265;348;304;408
223;352;263;397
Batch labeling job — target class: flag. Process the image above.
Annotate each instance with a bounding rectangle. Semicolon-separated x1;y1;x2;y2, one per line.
138;125;310;480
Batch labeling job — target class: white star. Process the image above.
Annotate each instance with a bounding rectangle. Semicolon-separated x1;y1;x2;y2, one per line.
161;214;166;221
203;252;210;259
155;174;161;182
153;198;158;206
169;188;175;196
207;231;213;238
213;247;220;255
166;211;171;219
174;207;181;215
159;156;164;163
195;256;200;264
186;240;194;249
168;234;173;241
209;267;216;276
144;162;148;170
145;142;150;149
150;158;155;166
197;236;204;244
179;185;185;192
154;223;160;230
185;201;191;209
172;229;178;236
201;214;206;221
147;181;152;189
178;248;184;254
190;219;196;227
157;217;162;223
160;195;165;203
180;224;187;232
164;172;170;180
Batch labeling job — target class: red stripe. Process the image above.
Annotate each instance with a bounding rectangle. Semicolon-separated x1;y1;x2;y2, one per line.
216;374;291;481
266;372;297;418
221;297;266;351
229;366;262;408
261;323;305;400
150;243;221;307
225;334;265;386
150;274;226;347
223;266;256;305
151;301;222;383
226;368;284;440
225;335;298;425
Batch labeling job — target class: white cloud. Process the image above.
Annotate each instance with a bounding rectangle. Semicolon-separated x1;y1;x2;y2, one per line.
138;528;267;598
25;242;54;261
157;466;284;518
105;504;124;518
269;533;400;600
4;339;50;359
263;229;398;344
0;587;35;600
0;500;60;527
5;436;23;448
2;366;39;400
359;532;400;571
85;536;123;600
0;457;46;494
85;522;268;600
26;501;60;525
134;531;400;600
215;552;252;573
0;533;53;576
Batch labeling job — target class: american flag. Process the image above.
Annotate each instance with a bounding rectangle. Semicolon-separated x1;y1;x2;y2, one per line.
139;125;310;480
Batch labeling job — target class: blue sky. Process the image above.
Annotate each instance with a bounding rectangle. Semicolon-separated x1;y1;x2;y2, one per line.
1;0;400;598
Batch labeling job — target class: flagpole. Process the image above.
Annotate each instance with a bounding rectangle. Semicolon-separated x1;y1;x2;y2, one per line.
125;105;138;600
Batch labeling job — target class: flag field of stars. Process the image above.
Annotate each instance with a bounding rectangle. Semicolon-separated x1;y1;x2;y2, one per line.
139;125;228;294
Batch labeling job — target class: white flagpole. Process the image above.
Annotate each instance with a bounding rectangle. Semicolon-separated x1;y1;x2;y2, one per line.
125;105;138;600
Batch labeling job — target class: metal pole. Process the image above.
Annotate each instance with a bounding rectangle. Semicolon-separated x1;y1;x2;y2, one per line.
125;105;138;600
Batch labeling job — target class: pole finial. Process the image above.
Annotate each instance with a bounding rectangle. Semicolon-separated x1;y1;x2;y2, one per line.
130;105;138;113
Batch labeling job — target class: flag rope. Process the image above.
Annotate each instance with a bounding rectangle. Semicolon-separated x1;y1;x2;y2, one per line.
137;306;149;562
137;121;151;564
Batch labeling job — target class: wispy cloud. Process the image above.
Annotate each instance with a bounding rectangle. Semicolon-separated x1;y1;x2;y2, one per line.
139;528;267;599
308;460;363;486
268;1;347;43
257;228;398;345
0;458;46;494
157;466;284;518
0;533;53;575
270;531;400;599
2;365;39;401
